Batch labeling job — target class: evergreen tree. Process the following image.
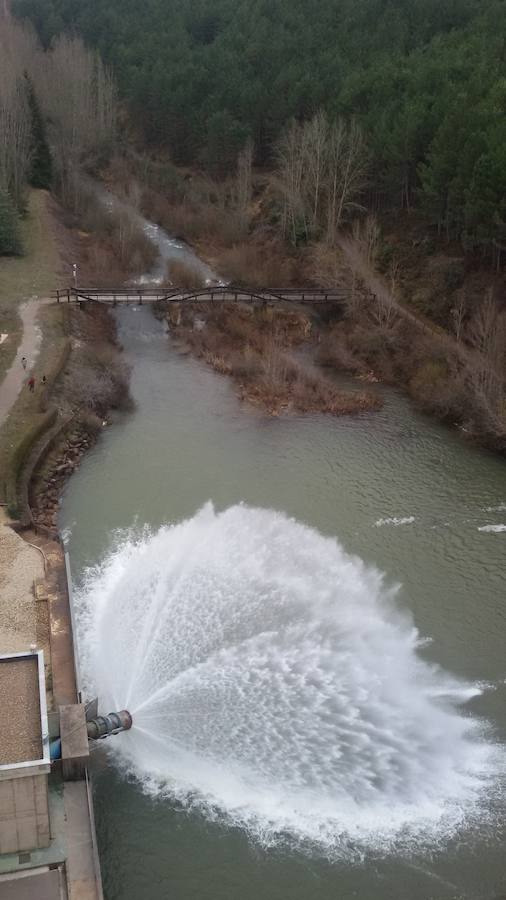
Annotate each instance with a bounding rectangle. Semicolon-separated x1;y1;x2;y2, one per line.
12;0;506;248
0;188;23;256
25;75;52;189
205;110;250;175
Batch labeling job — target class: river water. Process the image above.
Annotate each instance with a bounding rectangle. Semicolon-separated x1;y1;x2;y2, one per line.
60;277;506;897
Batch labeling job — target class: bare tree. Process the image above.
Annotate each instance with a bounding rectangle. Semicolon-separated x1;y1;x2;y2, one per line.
303;110;328;233
274;112;369;246
466;291;506;425
37;36;117;207
325;118;368;245
0;18;36;206
274;119;308;243
451;292;467;342
352;214;380;265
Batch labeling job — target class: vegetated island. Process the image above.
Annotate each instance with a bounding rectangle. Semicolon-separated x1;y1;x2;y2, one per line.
157;288;382;417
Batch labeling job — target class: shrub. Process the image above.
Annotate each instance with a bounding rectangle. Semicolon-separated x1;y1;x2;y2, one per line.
166;259;205;290
317;330;363;374
64;344;132;415
110;211;159;273
216;240;298;287
79;410;103;435
409;359;468;421
141;188;243;246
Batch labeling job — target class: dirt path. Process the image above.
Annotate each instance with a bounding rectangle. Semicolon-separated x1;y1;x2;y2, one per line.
0;298;52;428
337;235;443;339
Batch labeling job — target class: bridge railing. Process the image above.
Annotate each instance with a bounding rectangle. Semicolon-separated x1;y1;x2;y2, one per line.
52;286;348;304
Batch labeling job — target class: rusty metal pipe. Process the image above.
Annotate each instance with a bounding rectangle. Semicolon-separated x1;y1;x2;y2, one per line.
86;709;133;741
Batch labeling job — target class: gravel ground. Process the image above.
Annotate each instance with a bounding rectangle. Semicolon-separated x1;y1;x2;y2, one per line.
0;513;45;652
0;656;42;764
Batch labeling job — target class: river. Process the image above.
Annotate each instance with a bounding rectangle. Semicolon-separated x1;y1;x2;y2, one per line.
60;232;506;899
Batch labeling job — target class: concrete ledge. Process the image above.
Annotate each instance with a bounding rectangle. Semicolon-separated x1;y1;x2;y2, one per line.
0;866;66;900
60;706;89;781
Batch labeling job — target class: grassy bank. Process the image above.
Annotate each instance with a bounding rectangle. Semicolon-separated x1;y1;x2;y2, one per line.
0;303;70;515
0;191;65;379
0;185;133;522
29;303;132;530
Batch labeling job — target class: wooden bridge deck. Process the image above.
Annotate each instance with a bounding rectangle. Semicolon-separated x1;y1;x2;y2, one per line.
53;286;347;305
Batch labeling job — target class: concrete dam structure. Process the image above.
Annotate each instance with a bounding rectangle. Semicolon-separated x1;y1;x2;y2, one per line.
0;544;127;900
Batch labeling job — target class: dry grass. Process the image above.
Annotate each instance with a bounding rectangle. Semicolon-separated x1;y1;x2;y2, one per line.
215;240;299;287
166;259;206;290
317;329;366;375
141;188;243;246
316;307;506;446
171;302;380;416
76;191;158;284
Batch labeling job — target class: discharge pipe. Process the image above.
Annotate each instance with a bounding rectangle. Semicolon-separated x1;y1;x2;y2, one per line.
86;709;133;741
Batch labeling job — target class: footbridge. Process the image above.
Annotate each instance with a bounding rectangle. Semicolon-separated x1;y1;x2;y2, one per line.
53;286;347;305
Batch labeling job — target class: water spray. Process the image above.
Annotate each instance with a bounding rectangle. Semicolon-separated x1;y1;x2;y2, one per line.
75;504;495;851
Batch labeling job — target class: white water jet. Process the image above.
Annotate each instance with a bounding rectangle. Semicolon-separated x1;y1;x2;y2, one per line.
77;504;498;856
374;516;415;527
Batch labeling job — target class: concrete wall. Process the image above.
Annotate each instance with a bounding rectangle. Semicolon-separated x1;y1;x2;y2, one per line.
0;774;50;853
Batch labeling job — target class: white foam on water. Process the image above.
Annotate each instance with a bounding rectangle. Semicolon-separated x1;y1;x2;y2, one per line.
76;504;501;858
374;516;415;527
478;524;506;534
483;503;506;512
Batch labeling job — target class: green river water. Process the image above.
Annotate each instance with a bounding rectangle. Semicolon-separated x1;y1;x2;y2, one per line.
60;305;506;900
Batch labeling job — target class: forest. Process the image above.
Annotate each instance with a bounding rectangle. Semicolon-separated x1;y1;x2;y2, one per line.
12;0;506;251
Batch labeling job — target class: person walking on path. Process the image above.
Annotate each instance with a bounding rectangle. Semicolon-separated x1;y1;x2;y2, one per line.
21;357;27;369
27;376;35;392
0;297;52;430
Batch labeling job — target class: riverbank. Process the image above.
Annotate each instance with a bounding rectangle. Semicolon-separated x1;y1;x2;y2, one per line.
27;303;132;532
0;193;110;894
110;156;505;453
160;299;381;417
0;183;135;526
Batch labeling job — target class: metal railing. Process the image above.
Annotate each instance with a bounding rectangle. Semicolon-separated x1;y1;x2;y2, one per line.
52;286;348;305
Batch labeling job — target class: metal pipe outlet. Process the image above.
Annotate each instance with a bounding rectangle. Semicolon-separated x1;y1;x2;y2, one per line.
86;709;133;741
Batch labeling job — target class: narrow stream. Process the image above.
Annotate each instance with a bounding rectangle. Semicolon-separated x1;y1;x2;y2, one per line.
59;214;506;899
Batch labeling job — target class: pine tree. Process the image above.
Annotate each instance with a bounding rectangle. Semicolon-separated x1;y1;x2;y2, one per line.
25;74;53;189
0;188;23;256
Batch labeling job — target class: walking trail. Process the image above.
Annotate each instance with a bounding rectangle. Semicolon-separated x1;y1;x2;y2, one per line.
0;298;51;428
337;235;440;337
337;235;473;368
